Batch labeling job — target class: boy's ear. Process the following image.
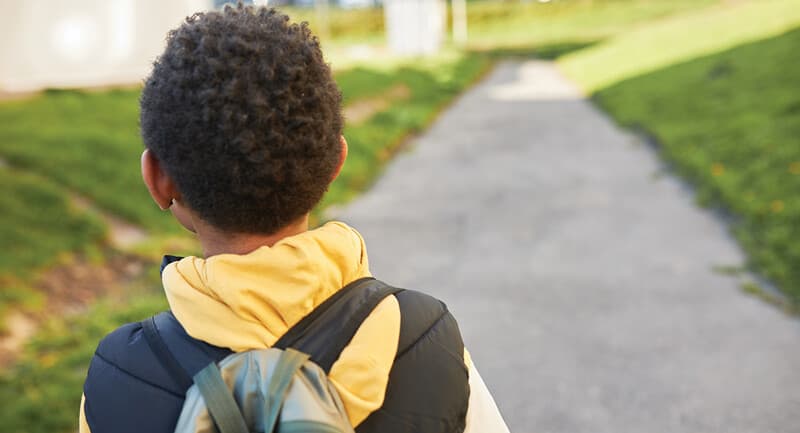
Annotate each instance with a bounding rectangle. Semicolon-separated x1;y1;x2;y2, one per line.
332;135;348;182
141;149;180;210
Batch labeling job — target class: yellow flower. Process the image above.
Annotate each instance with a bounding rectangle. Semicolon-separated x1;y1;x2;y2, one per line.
789;162;800;175
711;162;725;177
770;200;785;213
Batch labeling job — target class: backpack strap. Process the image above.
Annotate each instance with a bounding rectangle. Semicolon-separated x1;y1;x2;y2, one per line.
273;277;404;373
141;312;233;389
262;349;311;432
193;362;250;433
142;277;403;382
142;316;194;390
191;348;310;433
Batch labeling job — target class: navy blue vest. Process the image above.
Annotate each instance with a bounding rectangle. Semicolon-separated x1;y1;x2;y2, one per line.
83;257;469;433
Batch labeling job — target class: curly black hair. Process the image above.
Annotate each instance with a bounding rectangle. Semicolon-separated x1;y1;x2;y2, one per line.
140;4;343;234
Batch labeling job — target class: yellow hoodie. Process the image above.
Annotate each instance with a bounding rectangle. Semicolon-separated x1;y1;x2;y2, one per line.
162;221;400;427
80;221;509;433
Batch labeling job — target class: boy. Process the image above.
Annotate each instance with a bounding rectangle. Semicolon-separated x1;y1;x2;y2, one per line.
80;4;509;432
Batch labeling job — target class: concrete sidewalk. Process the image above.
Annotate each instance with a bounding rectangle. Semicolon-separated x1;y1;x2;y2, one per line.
340;61;800;433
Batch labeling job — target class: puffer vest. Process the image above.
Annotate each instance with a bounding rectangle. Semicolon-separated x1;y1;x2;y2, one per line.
83;259;469;433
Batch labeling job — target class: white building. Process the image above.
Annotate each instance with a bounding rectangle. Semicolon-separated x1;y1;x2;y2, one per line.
0;0;448;92
0;0;211;92
384;0;446;56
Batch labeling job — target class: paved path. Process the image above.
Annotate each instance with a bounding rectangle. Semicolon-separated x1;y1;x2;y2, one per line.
340;61;800;433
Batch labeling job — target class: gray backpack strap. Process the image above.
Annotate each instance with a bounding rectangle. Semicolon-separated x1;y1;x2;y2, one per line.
262;349;311;432
273;277;404;373
193;363;249;433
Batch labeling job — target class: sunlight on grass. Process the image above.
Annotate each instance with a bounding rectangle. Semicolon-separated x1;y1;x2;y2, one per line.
560;0;800;92
594;27;800;303
466;0;715;50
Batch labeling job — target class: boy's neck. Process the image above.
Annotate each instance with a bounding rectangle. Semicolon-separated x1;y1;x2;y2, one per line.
196;215;310;258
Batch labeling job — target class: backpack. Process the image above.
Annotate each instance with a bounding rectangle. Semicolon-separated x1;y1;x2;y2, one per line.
141;277;403;433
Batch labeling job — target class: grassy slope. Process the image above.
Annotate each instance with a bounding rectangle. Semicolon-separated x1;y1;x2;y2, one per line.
0;89;180;230
593;28;800;302
559;0;800;301
560;0;800;92
0;170;103;279
0;170;105;324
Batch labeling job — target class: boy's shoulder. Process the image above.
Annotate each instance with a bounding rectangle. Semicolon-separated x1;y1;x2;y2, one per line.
93;321;156;379
83;319;184;433
90;312;230;390
83;313;231;433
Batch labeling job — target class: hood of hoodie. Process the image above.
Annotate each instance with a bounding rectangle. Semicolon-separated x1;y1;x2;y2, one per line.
161;221;372;352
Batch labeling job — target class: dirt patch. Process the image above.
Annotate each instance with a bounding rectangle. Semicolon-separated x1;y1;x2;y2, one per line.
344;84;411;124
36;254;146;313
0;312;36;365
0;253;149;367
71;195;148;248
0;191;152;366
106;218;149;248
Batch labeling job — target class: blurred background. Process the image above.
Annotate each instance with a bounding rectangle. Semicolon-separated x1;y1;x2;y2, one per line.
0;0;799;432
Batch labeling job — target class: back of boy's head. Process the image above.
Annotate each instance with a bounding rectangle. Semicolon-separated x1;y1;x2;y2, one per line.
140;4;343;234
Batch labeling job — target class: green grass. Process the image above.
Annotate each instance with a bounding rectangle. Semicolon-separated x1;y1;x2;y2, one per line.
0;169;105;324
560;0;800;92
0;169;104;278
0;292;167;433
0;89;179;232
592;27;800;303
0;89;176;325
559;0;800;302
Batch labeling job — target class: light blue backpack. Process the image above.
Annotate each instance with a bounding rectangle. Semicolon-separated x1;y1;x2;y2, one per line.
142;278;403;433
